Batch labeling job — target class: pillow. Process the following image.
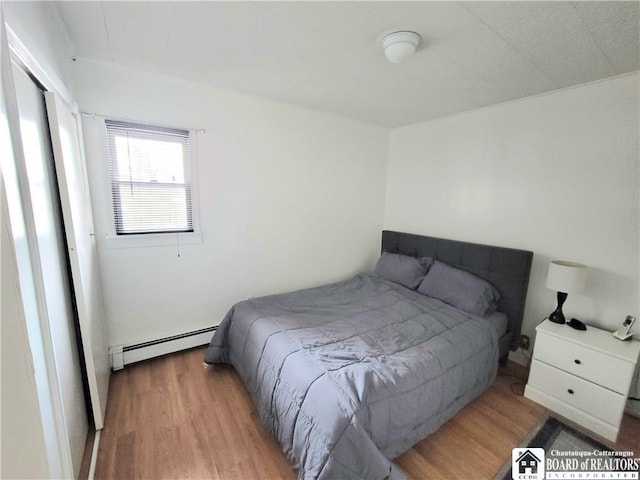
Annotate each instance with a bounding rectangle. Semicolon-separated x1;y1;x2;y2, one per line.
417;260;500;316
374;252;433;290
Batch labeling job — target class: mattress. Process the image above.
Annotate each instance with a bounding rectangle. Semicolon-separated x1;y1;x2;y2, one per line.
204;273;499;480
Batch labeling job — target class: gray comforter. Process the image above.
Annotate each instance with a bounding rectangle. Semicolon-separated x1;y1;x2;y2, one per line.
204;273;498;480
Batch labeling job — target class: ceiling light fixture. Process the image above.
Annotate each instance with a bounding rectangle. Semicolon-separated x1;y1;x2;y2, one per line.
382;31;421;64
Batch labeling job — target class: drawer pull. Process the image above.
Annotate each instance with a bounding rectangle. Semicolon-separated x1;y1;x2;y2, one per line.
574;359;581;365
568;389;574;395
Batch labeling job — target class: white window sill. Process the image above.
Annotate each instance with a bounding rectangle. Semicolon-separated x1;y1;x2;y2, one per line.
103;231;202;249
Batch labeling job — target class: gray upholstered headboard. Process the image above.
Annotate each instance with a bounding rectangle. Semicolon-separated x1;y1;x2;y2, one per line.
381;230;533;351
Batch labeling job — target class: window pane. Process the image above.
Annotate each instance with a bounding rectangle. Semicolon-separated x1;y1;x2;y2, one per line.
105;119;194;236
114;135;186;184
115;183;192;234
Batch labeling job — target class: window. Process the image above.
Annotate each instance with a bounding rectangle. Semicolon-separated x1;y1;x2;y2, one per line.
105;119;194;235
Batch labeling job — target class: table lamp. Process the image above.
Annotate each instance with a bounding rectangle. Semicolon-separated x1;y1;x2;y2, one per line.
545;260;587;324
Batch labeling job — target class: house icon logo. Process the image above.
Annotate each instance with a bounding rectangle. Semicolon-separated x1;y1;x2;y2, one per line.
512;447;545;480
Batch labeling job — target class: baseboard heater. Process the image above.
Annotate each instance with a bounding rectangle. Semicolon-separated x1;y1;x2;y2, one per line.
109;326;217;370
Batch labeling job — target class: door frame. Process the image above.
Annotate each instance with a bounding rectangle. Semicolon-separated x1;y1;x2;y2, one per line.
0;14;79;479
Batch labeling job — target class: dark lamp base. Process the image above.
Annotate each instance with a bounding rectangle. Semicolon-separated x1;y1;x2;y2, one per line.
548;310;566;324
548;291;568;324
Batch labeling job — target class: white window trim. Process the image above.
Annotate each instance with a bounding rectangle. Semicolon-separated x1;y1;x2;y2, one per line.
100;117;202;249
104;230;202;249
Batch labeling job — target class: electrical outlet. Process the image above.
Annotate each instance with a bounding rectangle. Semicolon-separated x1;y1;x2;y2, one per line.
519;335;530;351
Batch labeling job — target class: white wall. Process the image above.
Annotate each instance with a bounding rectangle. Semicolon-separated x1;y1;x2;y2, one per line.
385;73;640;407
73;59;389;348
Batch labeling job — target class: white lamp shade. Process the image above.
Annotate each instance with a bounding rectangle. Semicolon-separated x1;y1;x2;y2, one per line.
383;31;421;64
545;260;587;294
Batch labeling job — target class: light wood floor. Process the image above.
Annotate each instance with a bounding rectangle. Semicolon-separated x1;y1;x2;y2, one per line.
94;347;640;479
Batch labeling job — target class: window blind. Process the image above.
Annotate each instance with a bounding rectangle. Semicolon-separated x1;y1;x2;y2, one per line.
105;119;193;235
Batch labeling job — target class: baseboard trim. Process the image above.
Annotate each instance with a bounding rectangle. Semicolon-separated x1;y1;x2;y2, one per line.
124;326;216;352
112;327;217;368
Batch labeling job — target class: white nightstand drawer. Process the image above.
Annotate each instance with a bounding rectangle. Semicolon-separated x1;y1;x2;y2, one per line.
528;360;626;426
533;331;634;394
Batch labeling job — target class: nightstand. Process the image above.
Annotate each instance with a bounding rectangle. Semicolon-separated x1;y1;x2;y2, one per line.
524;319;640;441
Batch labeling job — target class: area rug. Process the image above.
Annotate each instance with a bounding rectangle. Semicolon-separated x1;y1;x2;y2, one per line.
494;416;614;480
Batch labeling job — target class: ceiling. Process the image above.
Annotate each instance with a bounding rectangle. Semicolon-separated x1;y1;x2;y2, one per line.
54;1;639;127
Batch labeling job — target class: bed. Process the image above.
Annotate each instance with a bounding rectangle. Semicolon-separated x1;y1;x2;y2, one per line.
204;231;533;479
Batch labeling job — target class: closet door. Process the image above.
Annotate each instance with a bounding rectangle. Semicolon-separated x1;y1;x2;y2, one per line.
45;92;109;429
11;62;88;476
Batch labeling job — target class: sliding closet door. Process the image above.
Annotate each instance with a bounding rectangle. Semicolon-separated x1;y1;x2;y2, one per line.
45;91;109;429
11;61;88;476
